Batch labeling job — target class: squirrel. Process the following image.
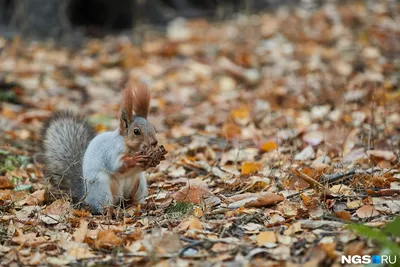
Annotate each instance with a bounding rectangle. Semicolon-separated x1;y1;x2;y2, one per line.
40;84;166;214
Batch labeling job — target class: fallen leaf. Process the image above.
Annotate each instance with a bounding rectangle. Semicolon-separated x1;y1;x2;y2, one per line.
73;219;88;243
231;107;250;125
179;216;203;231
67;247;95;260
334;210;351;221
294;146;315;161
25;189;46;205
347;200;364;209
173;179;212;204
151;232;182;254
356;205;380;218
241;162;262;175
256;231;277;247
43;199;70;215
303;131;324;146
367;150;396;162
0;176;13;189
228;192;284;209
284;222;302;236
261;141;278;152
95;230;122;249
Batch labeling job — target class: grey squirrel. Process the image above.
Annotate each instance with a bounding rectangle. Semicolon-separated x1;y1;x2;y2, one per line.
41;84;167;214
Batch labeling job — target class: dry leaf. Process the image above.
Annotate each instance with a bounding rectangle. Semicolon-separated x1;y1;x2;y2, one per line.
367;150;396;162
73;219;88;243
284;222;302;236
67;247;95;260
228;192;284;209
261;141;278;152
334;210;351;221
356;205;380;218
347;199;364;209
256;231;277;247
173;179;212;204
231;107;250;125
294;146;315;161
95;230;122;249
43;199;70;215
241;162;262;175
303;131;324;146
25;189;46;205
179;216;203;231
0;176;13;189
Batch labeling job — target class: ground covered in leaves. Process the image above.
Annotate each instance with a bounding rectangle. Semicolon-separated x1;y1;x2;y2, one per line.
1;1;400;266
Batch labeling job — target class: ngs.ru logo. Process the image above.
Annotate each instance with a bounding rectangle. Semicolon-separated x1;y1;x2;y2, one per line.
341;255;397;264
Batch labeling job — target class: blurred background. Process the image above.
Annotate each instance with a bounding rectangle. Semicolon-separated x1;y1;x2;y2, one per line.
0;0;384;40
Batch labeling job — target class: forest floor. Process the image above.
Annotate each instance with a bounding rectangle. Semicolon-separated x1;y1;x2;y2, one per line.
0;1;399;266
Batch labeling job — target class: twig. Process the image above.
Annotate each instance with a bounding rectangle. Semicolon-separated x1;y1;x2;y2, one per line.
286;188;313;199
320;169;356;184
179;237;214;257
292;169;333;194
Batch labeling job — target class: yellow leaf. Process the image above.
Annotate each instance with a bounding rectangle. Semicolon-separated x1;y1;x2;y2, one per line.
261;141;278;152
231;107;250;120
193;206;203;218
241;162;262;175
231;107;250;125
386;91;400;102
256;231;276;246
179;216;203;231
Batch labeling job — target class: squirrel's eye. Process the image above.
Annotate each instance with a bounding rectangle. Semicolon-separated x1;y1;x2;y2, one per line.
133;128;141;136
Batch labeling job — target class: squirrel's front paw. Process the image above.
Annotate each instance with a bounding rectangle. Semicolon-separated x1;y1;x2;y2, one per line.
120;154;151;173
132;153;152;169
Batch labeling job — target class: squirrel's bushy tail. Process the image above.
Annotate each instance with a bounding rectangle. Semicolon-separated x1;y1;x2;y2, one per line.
41;111;95;203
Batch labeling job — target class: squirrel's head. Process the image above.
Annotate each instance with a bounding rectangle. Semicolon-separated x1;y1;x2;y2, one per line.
119;83;158;151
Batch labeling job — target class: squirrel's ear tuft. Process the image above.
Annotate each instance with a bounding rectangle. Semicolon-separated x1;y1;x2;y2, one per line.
119;109;129;135
120;86;133;135
132;83;150;118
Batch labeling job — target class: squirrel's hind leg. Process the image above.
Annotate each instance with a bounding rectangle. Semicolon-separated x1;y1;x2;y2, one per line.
131;172;148;204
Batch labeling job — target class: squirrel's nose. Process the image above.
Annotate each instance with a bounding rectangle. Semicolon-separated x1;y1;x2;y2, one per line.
151;140;158;146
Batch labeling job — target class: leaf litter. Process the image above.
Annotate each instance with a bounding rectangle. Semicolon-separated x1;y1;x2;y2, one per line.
0;1;400;266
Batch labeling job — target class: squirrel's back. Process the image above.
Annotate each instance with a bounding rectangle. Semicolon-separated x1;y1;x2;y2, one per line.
41;111;95;202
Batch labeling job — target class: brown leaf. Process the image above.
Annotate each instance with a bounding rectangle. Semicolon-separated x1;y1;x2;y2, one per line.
73;209;90;217
228;192;284;209
367;150;396;162
25;189;46;206
0;176;14;189
256;231;277;247
178;216;203;231
173;179;212;204
12;229;48;247
43;199;70;215
356;205;380;218
334;210;351;221
95;230;122;249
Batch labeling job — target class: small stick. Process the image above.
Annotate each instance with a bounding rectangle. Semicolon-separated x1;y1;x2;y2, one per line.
291;169;333;195
320;170;356;184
